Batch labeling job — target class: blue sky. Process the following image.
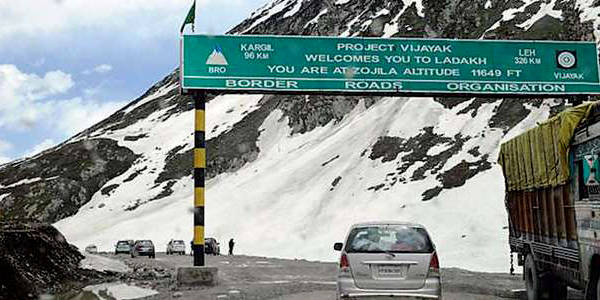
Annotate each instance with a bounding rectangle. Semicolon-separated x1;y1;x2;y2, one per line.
0;0;267;163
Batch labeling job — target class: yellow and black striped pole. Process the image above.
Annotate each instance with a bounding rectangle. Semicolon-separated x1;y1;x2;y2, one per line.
193;90;206;266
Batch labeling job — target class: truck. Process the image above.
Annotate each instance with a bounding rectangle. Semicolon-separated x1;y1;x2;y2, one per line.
499;102;600;300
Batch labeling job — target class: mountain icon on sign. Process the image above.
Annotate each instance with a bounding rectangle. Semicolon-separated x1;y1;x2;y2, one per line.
206;45;228;65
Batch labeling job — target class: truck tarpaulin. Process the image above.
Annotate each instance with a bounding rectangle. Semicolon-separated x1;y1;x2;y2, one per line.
499;102;597;191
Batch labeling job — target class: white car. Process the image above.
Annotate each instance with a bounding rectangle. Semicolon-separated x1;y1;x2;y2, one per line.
334;222;441;299
166;240;186;255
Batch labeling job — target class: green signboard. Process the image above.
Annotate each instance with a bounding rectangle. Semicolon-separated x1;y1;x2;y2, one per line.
181;34;600;95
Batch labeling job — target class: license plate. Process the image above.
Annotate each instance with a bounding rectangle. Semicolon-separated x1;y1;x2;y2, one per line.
377;265;407;277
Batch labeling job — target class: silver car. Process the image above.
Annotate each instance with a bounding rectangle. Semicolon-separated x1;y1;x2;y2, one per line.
131;240;156;259
334;222;441;299
115;240;133;255
166;239;186;255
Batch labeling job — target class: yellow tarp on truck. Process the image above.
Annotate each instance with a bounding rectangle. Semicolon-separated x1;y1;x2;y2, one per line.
498;102;596;191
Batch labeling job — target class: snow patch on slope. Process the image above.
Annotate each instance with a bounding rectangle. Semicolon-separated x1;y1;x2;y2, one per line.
427;143;451;156
207;94;264;137
0;177;57;189
356;9;392;35
577;0;600;42
305;9;329;28
383;0;425;37
283;0;305;18
123;83;177;115
0;193;9;203
335;0;352;4
244;0;305;33
485;0;492;9
517;0;562;30
482;0;542;36
56;104;193;225
341;11;367;37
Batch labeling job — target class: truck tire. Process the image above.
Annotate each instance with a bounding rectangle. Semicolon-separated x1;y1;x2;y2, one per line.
587;271;600;300
525;254;551;300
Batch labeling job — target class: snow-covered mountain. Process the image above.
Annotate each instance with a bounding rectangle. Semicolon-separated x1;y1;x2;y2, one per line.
0;0;598;272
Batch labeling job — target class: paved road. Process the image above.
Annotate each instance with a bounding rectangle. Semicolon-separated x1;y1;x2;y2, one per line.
99;253;584;300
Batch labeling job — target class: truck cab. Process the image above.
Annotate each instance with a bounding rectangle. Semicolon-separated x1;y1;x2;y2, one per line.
571;110;600;297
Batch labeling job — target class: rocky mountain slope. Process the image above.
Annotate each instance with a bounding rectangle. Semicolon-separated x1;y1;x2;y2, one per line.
1;0;599;271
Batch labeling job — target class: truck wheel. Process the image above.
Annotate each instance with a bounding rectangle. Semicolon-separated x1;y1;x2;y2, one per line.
525;254;545;300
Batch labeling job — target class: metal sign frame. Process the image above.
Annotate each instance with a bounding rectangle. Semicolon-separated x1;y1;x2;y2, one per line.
181;34;600;97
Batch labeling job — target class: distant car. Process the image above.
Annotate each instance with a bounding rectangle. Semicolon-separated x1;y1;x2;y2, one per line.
204;238;220;255
131;240;155;259
115;240;133;255
334;222;441;299
166;240;186;255
84;244;98;254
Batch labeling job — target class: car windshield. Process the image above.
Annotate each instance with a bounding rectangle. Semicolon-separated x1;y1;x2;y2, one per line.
345;225;433;253
174;240;184;244
117;241;129;245
139;241;153;246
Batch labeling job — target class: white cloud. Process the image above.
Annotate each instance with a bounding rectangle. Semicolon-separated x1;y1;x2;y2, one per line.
50;98;125;136
0;64;125;143
83;64;113;75
22;138;56;158
0;64;74;129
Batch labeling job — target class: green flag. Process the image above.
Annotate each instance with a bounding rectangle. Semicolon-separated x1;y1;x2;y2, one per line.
180;0;195;33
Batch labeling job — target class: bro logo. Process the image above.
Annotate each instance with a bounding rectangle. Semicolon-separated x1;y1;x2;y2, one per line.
556;50;577;69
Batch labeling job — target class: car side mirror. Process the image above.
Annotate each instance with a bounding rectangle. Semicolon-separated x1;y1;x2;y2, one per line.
334;242;343;251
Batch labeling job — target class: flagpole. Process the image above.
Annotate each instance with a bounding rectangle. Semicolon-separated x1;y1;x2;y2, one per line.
192;0;195;33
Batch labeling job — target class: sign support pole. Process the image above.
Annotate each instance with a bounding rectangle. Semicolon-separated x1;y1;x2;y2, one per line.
193;90;206;267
